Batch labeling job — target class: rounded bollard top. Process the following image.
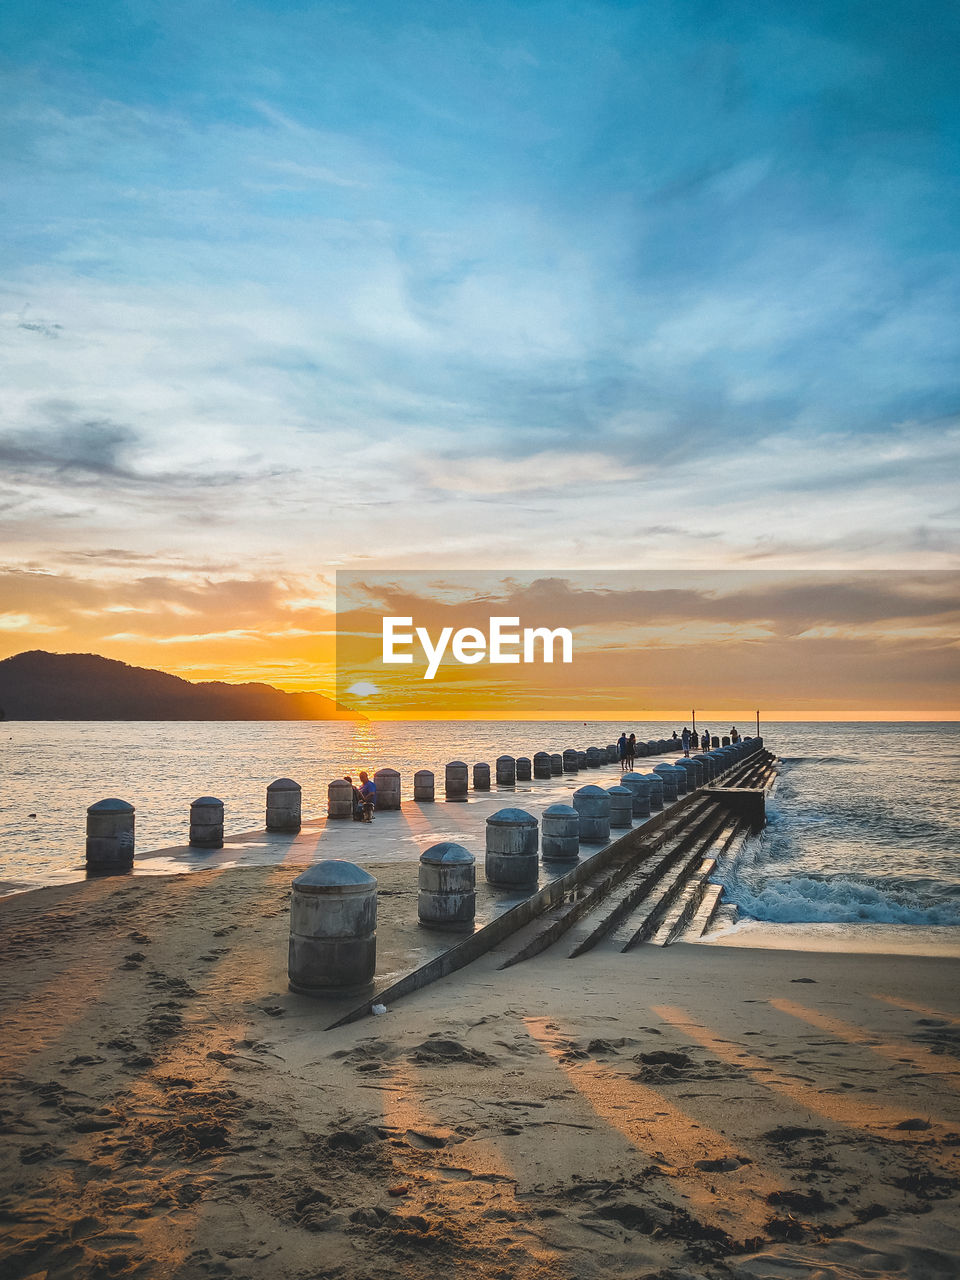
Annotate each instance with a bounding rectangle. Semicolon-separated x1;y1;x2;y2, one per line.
420;841;475;866
191;796;223;807
573;784;609;798
534;750;551;758
414;768;434;779
607;785;632;796
516;756;531;764
487;807;537;827
620;771;645;783
268;777;301;792
652;763;676;774
543;803;578;817
374;767;400;778
496;754;515;763
292;859;376;895
446;760;468;769
87;797;135;814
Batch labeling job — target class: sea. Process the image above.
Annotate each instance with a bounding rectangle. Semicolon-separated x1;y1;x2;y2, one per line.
2;721;958;948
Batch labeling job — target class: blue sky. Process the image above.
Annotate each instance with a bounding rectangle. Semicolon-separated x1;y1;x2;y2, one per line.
0;1;958;673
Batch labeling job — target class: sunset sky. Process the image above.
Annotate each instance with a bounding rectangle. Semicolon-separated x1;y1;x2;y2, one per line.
1;2;957;715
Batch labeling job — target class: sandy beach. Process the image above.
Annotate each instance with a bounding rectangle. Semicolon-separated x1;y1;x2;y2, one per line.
1;863;959;1280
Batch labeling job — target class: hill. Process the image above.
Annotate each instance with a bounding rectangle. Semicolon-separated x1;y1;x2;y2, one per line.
0;651;363;721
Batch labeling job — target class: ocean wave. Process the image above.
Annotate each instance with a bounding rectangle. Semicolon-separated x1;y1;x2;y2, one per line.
721;873;960;926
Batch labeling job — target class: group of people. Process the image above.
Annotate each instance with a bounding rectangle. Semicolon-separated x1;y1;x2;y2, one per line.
343;771;376;821
618;725;741;768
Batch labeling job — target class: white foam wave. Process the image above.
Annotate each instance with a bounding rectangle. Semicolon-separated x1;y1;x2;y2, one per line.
722;873;960;926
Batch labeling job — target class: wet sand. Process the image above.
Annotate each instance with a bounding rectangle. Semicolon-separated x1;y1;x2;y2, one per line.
1;864;959;1279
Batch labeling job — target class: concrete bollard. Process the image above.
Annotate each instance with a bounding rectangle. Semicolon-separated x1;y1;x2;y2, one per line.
473;762;491;791
606;785;633;829
86;798;135;871
573;784;611;843
562;748;579;773
541;804;580;861
577;750;588;770
711;736;720;748
652;763;679;801
485;808;539;885
533;751;552;778
605;744;617;764
288;860;376;996
722;736;731;747
496;755;516;785
619;772;652;818
418;842;476;930
675;759;700;790
414;769;435;801
327;779;354;820
516;756;532;781
266;778;301;832
642;773;665;810
586;746;601;768
445;760;468;801
550;753;563;775
189;796;224;848
373;768;401;810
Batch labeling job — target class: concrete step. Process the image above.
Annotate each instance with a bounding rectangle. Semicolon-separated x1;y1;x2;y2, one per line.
649;854;720;946
567;802;732;958
498;799;712;968
614;809;735;951
685;881;724;939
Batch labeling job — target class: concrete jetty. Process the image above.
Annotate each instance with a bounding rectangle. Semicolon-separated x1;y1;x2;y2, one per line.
128;736;771;1026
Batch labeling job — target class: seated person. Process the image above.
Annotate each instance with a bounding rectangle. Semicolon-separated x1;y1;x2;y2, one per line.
358;770;377;821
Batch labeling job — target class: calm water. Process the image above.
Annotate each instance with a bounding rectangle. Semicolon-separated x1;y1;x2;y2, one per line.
1;721;958;931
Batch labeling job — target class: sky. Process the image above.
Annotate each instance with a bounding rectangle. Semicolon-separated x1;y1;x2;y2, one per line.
1;1;958;710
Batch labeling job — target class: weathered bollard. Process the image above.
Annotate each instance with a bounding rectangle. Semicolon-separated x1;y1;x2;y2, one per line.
496;755;516;785
550;753;563;775
675;759;700;790
86;798;135;871
722;736;731;747
473;762;491;791
652;763;679;801
189;796;224;847
694;753;714;782
606;785;633;829
374;767;400;810
619;772;652;818
327;779;354;819
418;842;476;930
586;746;601;768
541;804;580;861
445;760;468;801
266;778;301;832
288;860;376;996
485;808;539;885
414;769;435;801
642;772;665;809
656;764;686;796
577;750;588;770
516;756;532;781
605;744;617;764
573;784;611;843
562;749;579;773
533;751;552;778
711;736;720;748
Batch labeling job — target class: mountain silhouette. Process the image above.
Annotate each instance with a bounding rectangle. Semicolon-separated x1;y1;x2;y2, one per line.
0;651;362;720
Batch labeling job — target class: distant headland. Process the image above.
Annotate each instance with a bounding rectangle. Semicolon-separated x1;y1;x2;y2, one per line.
0;650;362;721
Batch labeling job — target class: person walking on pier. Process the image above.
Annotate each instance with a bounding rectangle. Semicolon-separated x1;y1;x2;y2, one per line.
701;729;710;751
681;726;691;756
617;732;628;771
731;726;740;743
626;733;637;770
